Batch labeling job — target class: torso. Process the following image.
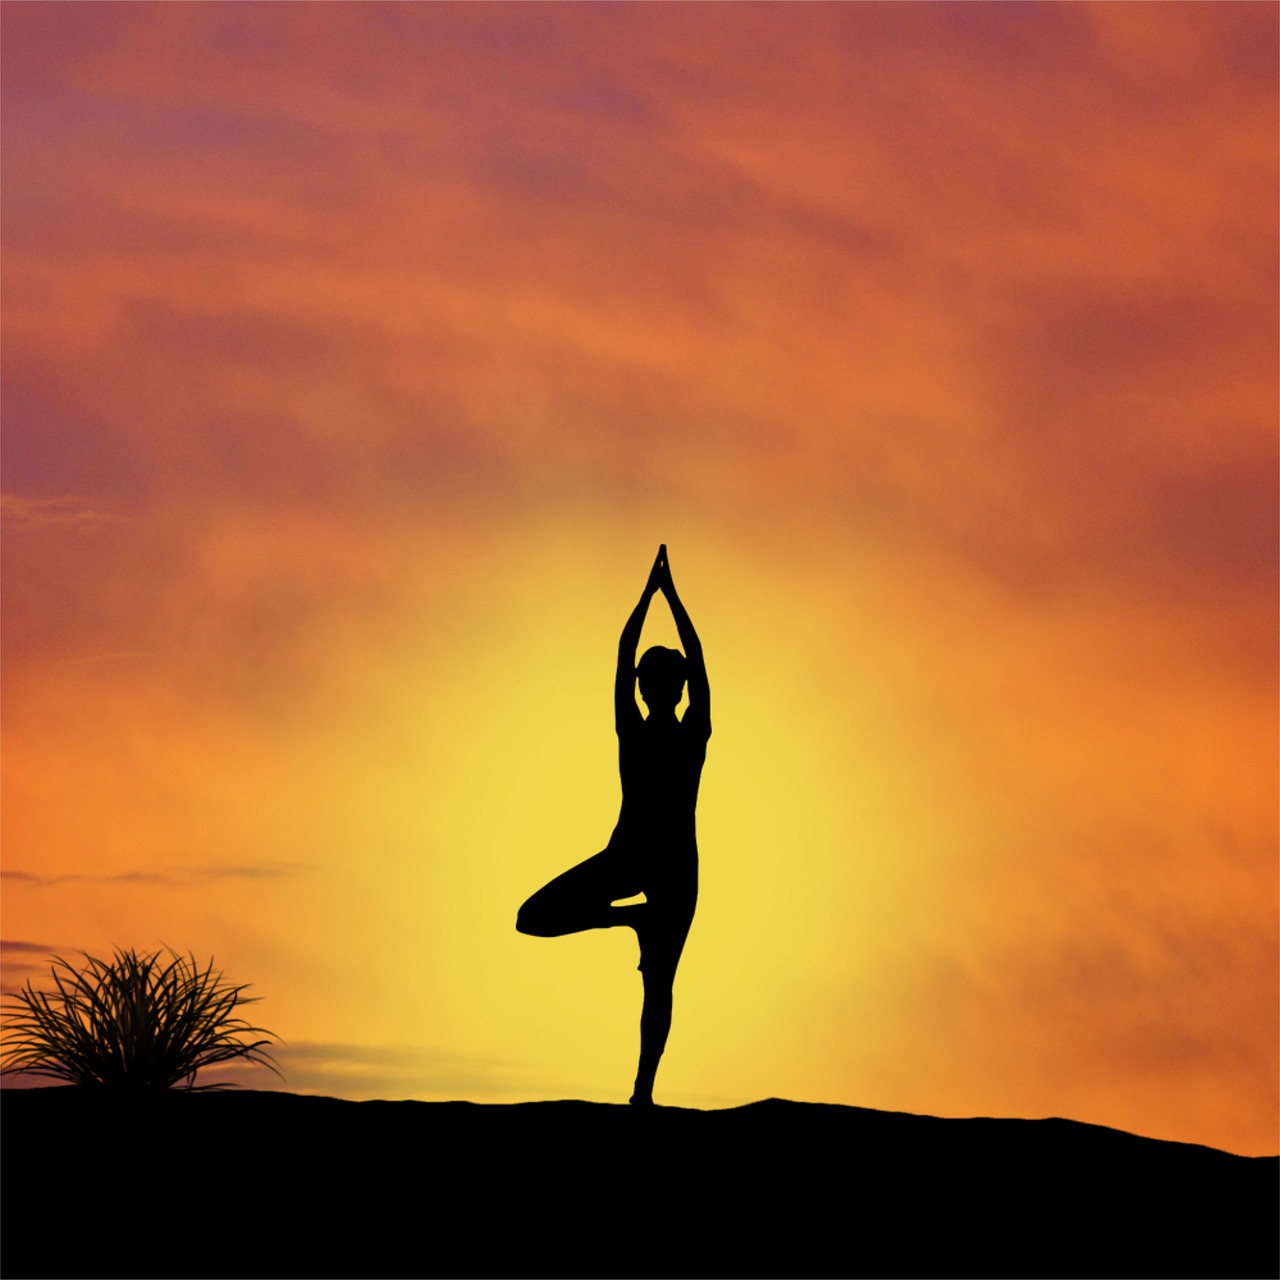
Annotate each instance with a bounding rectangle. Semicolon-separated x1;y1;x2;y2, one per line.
611;714;708;896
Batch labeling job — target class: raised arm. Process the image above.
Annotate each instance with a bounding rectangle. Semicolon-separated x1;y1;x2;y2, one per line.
658;548;711;735
616;548;664;732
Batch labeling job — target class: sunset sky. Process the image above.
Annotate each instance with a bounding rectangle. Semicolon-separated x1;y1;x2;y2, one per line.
2;2;1276;1155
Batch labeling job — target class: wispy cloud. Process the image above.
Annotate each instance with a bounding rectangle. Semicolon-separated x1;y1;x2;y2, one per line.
0;940;63;955
1;862;310;890
0;940;70;996
197;1040;537;1101
0;1039;535;1099
1;494;128;531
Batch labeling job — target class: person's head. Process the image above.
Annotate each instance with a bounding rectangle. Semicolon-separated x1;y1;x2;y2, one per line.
636;646;686;716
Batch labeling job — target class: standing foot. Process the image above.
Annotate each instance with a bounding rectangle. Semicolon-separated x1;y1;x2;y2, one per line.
629;1090;654;1107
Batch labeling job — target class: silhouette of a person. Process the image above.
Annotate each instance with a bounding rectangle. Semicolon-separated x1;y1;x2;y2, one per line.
517;545;710;1105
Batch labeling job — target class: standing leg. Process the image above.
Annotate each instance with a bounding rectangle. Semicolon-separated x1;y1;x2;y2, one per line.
630;964;673;1106
629;905;692;1106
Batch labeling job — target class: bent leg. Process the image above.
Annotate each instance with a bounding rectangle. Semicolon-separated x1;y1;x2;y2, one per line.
516;848;642;938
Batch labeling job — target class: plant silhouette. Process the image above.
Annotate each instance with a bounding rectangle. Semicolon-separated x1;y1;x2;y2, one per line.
518;545;710;1104
1;947;281;1090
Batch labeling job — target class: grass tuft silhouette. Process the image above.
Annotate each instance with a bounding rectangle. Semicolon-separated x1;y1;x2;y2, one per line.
1;947;281;1090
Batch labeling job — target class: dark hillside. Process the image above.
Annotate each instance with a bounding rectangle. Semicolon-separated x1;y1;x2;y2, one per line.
3;1090;1275;1279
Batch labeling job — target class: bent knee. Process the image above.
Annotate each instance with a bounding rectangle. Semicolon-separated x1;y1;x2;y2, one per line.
516;899;552;937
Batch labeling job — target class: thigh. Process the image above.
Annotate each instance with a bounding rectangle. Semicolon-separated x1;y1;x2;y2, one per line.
526;845;643;914
638;892;696;977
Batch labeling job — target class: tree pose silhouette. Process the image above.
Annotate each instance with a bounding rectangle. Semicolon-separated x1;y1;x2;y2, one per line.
517;545;710;1105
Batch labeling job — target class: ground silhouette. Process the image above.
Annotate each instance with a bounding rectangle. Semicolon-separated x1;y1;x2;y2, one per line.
3;1088;1276;1279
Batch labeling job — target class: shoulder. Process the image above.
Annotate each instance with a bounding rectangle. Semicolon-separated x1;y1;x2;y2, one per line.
615;703;643;737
